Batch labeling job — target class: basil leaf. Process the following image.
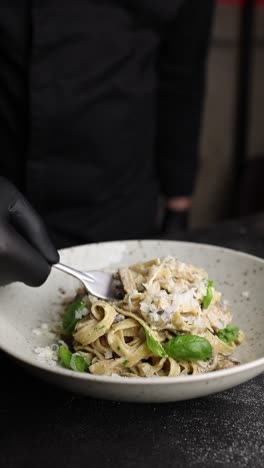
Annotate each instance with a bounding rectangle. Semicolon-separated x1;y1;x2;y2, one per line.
59;346;90;372
203;280;214;309
145;329;167;358
62;299;86;335
164;335;212;361
59;345;72;369
70;353;90;372
217;325;239;345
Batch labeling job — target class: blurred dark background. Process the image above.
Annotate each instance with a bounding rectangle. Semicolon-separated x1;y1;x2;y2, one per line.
191;0;264;228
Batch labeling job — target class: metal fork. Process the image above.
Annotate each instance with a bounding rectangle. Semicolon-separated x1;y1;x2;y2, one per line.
53;263;123;300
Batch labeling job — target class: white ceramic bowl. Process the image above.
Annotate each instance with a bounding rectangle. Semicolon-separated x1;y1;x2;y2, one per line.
0;240;263;403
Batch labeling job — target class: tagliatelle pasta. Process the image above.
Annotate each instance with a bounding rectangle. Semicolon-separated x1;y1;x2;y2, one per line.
58;256;244;377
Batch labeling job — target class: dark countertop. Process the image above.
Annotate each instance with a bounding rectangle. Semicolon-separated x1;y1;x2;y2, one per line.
1;214;264;468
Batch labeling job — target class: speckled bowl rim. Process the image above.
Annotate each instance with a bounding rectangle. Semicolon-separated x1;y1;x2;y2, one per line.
1;241;264;385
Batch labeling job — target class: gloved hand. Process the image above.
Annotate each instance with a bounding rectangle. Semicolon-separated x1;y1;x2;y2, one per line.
0;177;59;287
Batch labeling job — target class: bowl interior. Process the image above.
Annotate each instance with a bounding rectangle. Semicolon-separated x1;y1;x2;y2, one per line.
0;240;263;371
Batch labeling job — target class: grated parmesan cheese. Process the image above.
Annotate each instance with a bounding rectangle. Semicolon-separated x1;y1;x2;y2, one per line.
34;345;58;366
242;291;250;299
75;307;88;319
32;323;56;339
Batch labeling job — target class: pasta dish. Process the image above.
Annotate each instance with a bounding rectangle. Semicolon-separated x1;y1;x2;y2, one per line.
58;257;244;377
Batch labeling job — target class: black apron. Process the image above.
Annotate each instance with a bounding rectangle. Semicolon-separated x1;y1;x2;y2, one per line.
0;0;214;247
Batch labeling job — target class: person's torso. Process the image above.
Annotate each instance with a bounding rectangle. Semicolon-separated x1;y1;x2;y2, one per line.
28;0;184;205
2;1;185;244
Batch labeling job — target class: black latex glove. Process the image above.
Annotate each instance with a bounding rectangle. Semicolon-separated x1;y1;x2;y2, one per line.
0;177;59;287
